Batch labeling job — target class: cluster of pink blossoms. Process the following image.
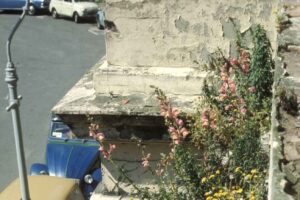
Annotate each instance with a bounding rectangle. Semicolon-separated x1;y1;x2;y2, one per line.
218;77;237;101
89;123;116;159
229;50;250;74
160;102;189;145
141;153;151;168
201;109;217;129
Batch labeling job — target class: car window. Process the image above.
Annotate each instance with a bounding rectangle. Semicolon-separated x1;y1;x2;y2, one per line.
64;0;72;2
51;123;75;139
51;122;95;140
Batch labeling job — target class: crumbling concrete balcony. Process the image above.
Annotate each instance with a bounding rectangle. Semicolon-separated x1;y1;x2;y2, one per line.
52;0;280;198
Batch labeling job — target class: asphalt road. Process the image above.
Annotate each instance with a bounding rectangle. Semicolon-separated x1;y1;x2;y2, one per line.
0;11;105;191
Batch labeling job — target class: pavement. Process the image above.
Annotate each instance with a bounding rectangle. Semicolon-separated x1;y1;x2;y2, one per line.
0;13;105;191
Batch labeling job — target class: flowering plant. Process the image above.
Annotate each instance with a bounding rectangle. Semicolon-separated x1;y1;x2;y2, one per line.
92;25;272;200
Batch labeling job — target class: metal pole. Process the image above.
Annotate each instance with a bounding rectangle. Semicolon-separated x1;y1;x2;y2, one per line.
5;1;30;200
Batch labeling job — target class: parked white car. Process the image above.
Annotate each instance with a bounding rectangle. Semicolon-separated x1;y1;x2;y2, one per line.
49;0;98;23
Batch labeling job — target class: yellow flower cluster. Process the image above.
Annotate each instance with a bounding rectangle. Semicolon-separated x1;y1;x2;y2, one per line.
205;188;243;200
249;191;255;200
201;170;220;184
244;168;259;181
202;168;260;200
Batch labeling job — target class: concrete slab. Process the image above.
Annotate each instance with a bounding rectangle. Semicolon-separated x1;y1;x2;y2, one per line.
52;59;202;116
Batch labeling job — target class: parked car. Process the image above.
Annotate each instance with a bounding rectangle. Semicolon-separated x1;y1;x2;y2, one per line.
30;115;102;199
49;0;99;23
0;176;85;200
0;0;50;15
95;10;105;29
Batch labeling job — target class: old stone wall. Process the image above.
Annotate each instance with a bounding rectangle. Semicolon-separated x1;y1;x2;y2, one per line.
105;0;278;68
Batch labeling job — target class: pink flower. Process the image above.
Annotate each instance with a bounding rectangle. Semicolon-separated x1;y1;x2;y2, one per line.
99;146;104;151
240;108;247;114
174;139;181;145
160;110;166;116
202;121;209;128
96;132;105;142
210;121;217;129
182;130;189;138
171;107;180;117
220;73;228;81
230;58;239;66
201;110;209;127
176;119;184;127
228;117;235;123
168;127;176;133
219;85;226;94
142;160;149;168
241;51;249;60
180;127;189;138
225;104;232;111
101;150;109;159
228;80;236;94
142;153;151;168
170;132;179;140
166;110;173;118
108;144;116;153
242;63;249;73
248;86;256;93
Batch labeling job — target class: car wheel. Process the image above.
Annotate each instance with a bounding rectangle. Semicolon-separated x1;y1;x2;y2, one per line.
28;4;36;15
52;8;59;19
74;12;80;23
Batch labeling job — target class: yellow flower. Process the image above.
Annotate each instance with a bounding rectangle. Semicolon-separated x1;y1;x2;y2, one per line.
201;177;207;183
204;192;211;196
234;167;241;173
236;188;243;194
251;169;257;174
209;175;215;179
221;191;228;196
206;196;213;200
245;174;252;180
216;170;220;175
214;193;221;198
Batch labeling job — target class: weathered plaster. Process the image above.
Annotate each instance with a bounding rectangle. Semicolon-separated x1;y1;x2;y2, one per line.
105;0;278;68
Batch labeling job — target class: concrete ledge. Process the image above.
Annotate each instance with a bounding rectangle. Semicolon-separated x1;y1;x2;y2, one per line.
93;61;207;96
52;58;204;116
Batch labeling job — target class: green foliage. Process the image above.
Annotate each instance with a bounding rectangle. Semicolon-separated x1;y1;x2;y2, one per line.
230;123;268;172
248;25;274;110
